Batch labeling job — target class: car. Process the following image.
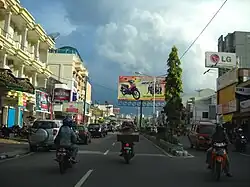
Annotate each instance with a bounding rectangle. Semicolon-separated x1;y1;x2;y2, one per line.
75;125;91;144
28;120;63;151
88;123;105;138
188;121;216;150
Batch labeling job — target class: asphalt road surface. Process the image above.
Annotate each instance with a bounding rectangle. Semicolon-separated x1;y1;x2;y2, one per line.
0;134;249;187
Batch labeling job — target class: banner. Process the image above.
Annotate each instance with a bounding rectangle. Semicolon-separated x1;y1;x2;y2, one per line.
35;90;49;112
62;102;83;114
118;76;165;101
235;87;250;96
53;88;71;102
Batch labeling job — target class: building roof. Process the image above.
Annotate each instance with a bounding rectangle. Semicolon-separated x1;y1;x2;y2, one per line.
53;46;84;62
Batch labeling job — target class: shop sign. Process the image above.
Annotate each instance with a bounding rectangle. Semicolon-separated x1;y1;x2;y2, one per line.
17;92;27;107
221;100;237;114
240;99;250;113
62;102;83;114
217;68;238;90
35;90;49;112
235;87;250;96
53;88;71;102
205;52;236;68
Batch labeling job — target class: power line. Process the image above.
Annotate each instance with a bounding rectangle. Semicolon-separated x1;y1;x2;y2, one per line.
179;0;228;60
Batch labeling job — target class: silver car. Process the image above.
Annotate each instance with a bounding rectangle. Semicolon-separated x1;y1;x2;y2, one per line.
28;120;63;151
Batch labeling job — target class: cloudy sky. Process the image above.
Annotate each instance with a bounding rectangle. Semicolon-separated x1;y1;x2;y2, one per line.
20;0;250;112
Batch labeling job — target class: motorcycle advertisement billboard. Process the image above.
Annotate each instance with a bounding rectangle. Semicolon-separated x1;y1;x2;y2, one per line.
118;76;165;101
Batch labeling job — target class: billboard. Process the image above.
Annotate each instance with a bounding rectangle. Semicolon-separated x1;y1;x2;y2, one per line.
53;88;71;102
62;102;83;114
118;76;165;101
205;52;236;68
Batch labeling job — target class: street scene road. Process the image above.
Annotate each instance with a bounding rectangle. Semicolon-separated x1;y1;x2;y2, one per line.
1;134;249;187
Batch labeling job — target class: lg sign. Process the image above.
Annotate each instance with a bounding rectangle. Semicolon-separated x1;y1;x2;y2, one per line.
205;52;236;68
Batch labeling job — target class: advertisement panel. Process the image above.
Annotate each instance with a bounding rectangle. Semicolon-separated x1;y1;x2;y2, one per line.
218;84;236;105
53;88;71;102
216;68;238;91
118;76;165;101
62;102;83;114
35;90;49;112
205;52;236;68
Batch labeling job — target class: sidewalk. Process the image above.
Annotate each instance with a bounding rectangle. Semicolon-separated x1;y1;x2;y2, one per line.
0;138;30;160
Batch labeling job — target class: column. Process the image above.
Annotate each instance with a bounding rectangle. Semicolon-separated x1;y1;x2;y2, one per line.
32;72;37;87
17;64;25;78
0;53;7;68
4;11;12;37
21;27;28;51
34;40;40;60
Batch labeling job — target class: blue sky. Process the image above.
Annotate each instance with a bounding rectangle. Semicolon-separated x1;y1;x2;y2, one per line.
20;0;250;114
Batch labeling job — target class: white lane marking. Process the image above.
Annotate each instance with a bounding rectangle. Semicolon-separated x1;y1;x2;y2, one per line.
104;150;109;155
0;152;34;163
112;142;115;146
240;153;250;157
74;169;93;187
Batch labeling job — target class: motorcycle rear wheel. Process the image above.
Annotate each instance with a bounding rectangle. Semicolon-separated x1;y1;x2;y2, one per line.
59;161;66;174
214;161;221;181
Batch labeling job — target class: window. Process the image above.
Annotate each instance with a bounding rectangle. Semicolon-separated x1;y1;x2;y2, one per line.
32;121;57;129
202;112;209;119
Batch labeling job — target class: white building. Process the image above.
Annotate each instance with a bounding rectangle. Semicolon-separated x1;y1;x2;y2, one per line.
96;104;114;117
187;93;217;123
48;46;88;102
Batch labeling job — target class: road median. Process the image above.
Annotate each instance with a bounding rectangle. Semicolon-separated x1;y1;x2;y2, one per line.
143;134;190;157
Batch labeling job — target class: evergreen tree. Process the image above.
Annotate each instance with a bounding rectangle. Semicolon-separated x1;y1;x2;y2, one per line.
164;46;183;140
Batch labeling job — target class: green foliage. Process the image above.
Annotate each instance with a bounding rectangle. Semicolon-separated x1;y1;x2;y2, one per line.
164;46;183;131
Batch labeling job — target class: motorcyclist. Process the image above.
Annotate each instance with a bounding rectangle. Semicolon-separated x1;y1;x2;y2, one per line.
54;116;78;162
206;124;232;177
119;121;135;156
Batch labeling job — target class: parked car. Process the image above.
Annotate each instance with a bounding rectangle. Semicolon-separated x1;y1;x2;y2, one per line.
28;120;63;151
188;121;216;150
75;125;91;144
88;123;105;138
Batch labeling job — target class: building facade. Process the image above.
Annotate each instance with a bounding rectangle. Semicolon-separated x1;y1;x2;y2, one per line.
0;0;54;127
218;31;250;76
48;46;88;102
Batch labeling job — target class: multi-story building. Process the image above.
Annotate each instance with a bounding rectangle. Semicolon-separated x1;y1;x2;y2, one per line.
0;0;54;127
48;46;88;102
218;31;250;76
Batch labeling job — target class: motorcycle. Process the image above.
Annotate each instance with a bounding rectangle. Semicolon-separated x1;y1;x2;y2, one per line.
120;84;140;100
211;142;227;181
122;143;134;164
55;148;74;174
235;134;247;152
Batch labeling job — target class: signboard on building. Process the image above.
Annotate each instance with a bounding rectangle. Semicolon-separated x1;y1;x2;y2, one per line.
240;99;250;113
217;68;238;91
205;52;236;68
118;76;165;101
235;87;250;96
113;108;120;115
217;100;237;115
53;88;71;102
62;102;83;114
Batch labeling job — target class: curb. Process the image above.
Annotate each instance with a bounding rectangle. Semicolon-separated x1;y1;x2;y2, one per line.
0;150;30;160
143;134;190;157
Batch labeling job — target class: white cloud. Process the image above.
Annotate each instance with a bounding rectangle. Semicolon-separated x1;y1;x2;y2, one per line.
94;0;250;92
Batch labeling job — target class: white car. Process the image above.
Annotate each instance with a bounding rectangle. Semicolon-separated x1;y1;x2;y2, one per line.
28;120;63;151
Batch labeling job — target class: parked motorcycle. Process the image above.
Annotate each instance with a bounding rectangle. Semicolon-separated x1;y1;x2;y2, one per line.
55;148;74;174
122;143;134;164
235;134;247;152
211;142;227;181
120;84;140;100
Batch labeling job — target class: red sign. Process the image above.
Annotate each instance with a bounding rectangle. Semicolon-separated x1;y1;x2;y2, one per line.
113;108;120;114
53;88;71;102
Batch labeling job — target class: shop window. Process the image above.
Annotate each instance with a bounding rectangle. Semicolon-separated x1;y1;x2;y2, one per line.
202;112;209;118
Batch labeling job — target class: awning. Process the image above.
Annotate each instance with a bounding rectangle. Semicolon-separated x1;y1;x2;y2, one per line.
0;68;35;94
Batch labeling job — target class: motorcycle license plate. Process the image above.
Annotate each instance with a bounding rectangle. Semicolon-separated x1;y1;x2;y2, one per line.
124;147;131;150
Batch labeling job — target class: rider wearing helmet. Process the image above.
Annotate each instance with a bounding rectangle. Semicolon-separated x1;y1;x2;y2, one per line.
54;116;78;162
206;123;232;177
119;121;135;156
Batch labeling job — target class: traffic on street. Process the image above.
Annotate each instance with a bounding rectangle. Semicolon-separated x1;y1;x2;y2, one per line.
1;133;249;187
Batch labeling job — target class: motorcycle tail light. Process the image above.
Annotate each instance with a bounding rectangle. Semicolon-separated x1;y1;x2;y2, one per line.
125;143;130;147
216;156;223;162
